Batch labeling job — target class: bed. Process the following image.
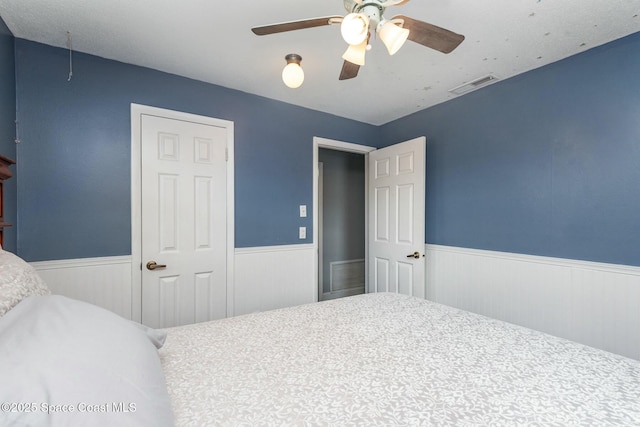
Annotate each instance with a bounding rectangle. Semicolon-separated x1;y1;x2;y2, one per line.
2;246;640;426
160;293;640;426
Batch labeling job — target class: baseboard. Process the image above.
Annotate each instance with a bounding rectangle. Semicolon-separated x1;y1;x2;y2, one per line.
425;244;640;360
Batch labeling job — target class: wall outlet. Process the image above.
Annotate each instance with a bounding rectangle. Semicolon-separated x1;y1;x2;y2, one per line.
299;226;306;239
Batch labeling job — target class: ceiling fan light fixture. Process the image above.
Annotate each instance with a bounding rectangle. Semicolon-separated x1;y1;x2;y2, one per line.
282;54;304;89
341;13;370;45
252;0;466;82
377;19;409;55
342;40;367;66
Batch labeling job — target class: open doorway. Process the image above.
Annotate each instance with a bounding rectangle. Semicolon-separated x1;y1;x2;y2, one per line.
313;136;427;302
318;148;365;301
313;137;376;302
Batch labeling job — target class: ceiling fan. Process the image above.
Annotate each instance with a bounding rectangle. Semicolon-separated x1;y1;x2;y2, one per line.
251;0;465;81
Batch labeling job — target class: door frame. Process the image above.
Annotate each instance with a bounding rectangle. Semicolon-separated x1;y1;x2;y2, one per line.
313;137;376;300
130;104;235;323
317;161;324;301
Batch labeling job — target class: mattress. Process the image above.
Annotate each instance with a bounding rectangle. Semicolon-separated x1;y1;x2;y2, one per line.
160;293;640;426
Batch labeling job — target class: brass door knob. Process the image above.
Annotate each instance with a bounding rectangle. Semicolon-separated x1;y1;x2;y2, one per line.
406;251;422;259
146;260;167;270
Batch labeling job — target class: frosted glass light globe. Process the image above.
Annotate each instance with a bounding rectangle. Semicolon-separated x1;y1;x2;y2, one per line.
282;63;304;88
341;13;369;45
378;20;409;55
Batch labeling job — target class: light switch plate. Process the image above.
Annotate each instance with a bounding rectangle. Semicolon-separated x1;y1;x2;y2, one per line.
299;205;307;217
299;226;306;239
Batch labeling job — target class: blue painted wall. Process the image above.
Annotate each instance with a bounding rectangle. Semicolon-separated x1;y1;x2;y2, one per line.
12;31;640;267
14;40;380;261
381;32;640;266
0;17;16;252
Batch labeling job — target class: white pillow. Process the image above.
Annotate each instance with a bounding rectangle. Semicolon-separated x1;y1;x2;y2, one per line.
0;295;174;426
0;250;50;317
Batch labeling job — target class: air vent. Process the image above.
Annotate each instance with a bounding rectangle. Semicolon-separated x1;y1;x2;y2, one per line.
449;74;499;95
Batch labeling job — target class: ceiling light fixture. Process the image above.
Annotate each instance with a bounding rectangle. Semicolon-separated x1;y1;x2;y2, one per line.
342;38;369;66
342;43;366;66
252;0;465;81
377;19;409;55
340;13;370;45
282;54;304;89
341;8;408;61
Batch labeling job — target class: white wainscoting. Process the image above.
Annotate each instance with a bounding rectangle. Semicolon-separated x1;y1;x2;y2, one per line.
234;244;316;316
30;245;316;322
425;244;640;360
31;244;638;360
31;256;133;320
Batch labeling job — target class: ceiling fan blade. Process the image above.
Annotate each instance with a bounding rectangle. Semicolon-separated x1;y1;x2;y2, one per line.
393;15;465;54
339;61;360;80
252;16;342;35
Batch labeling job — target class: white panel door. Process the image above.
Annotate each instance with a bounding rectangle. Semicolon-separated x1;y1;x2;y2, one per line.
141;114;228;328
368;137;425;297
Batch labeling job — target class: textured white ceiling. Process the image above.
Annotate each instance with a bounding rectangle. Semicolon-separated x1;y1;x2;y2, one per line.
1;0;638;125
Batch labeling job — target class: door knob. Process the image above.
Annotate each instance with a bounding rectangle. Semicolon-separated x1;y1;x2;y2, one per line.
146;260;167;271
406;251;422;259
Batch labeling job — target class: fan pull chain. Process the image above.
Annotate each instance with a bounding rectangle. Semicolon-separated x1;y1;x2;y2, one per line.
67;31;73;81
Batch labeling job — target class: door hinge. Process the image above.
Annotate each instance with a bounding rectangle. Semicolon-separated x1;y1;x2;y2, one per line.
225;147;228;162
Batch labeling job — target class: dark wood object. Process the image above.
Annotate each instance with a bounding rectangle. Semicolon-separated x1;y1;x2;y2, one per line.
251;16;342;36
0;154;16;248
394;15;465;54
339;60;360;80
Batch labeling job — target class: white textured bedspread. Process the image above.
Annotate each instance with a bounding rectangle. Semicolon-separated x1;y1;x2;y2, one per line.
160;293;640;426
